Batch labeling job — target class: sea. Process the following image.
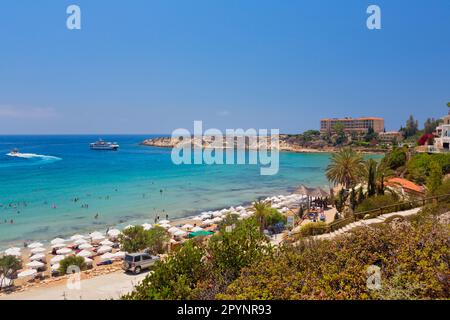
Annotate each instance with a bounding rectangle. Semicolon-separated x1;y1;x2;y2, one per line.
0;134;336;249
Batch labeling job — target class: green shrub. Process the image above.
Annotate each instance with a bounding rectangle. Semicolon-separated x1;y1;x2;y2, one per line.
220;209;449;300
356;194;399;214
299;222;327;237
119;225;169;254
382;147;407;171
58;256;86;274
265;208;287;227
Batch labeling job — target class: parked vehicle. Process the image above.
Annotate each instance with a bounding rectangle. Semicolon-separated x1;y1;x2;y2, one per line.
122;253;160;274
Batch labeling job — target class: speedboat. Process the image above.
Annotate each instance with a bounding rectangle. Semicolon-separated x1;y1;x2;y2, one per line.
90;139;119;151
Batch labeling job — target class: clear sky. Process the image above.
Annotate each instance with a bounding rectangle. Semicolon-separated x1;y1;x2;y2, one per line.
0;0;449;134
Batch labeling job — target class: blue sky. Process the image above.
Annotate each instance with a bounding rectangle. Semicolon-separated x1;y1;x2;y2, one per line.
0;0;449;134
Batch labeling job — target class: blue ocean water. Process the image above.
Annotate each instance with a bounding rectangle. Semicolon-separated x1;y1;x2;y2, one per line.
0;135;334;248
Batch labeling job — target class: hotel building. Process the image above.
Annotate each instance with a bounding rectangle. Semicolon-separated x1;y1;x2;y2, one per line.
320;117;385;134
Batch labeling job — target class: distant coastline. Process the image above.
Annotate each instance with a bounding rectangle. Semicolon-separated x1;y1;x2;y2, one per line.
140;134;386;154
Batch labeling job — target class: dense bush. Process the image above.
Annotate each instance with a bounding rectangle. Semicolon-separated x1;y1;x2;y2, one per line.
356;194;399;214
265;208;287;227
119;225;169;254
123;218;270;300
382;147;407;171
406;153;450;185
219;209;449;300
298;222;327;237
58;255;87;274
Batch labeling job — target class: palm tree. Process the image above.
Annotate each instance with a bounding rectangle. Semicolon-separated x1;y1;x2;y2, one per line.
326;148;365;189
252;200;270;233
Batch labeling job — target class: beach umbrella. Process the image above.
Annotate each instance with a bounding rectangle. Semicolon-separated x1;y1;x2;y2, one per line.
4;247;21;256
142;223;152;231
168;227;180;234
51;238;65;245
181;224;193;230
27;242;43;249
18;269;37;279
191;226;204;232
107;229;121;239
51;264;60;272
56;248;72;255
112;251;125;259
100;239;114;246
91;234;105;243
173;230;187;237
90;231;103;238
192;216;203;221
160;223;171;229
78;243;93;250
77;250;93;258
50;255;65;265
74;238;88;245
124;225;134;230
0;276;12;288
26;260;45;269
212;217;222;223
30;247;46;254
97;245;112;254
51;243;66;249
202;219;213;226
84;257;93;265
29;253;46;261
159;219;170;224
70;234;85;241
100;252;114;260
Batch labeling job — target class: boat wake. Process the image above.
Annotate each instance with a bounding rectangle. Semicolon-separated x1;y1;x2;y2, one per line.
6;152;62;162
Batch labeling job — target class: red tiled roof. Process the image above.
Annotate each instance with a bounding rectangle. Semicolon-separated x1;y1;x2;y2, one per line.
386;177;425;193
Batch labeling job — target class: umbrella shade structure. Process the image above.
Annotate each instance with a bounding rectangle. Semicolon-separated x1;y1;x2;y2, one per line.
51;243;66;249
142;223;152;231
112;251;126;259
51;238;66;245
191;226;204;232
91;235;105;242
51;264;60;272
4;248;21;256
74;238;88;245
27;242;43;249
50;255;65;265
29;254;46;261
181;224;193;230
188;230;214;238
100;252;115;260
90;231;104;238
18;269;37;278
173;230;187;237
97;245;113;254
296;185;330;198
124;225;134;230
84;257;93;265
56;248;73;255
100;240;114;246
0;276;13;288
160;223;171;229
30;247;46;254
107;229;121;239
168;227;180;234
78;243;93;250
159;220;170;224
26;260;45;269
77;250;93;258
70;234;85;241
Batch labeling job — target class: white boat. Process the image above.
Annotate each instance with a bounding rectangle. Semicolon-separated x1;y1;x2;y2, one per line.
90;139;119;151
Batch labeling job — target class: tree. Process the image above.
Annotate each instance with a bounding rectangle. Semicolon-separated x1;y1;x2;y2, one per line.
357;187;365;204
365;159;377;197
426;160;443;195
119;225;168;253
0;255;22;289
424;118;442;135
364;127;378;143
326;148;365;189
402;115;419;138
252;200;271;233
58;255;86;274
332;123;346;145
208;218;270;279
349;188;357;211
147;226;170;255
124;240;206;300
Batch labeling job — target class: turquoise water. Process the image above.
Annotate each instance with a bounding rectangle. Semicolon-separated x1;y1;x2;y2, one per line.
0;135;334;249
